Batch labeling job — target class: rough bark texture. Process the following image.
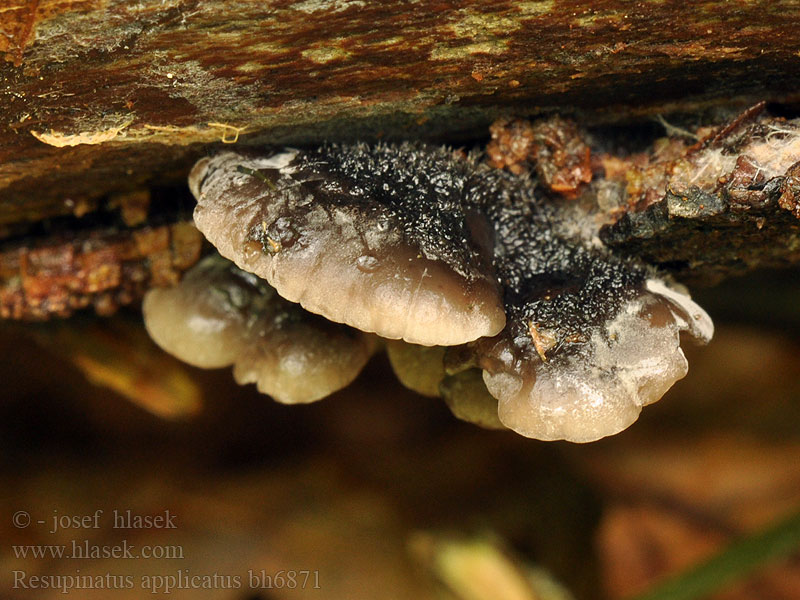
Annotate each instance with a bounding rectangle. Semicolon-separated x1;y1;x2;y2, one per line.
597;105;800;285
601;179;800;286
0;220;201;319
2;0;800;228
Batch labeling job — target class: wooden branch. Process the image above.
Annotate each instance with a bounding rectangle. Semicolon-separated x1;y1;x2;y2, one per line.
1;0;800;226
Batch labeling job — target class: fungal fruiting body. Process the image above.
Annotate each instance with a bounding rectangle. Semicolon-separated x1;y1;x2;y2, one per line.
149;140;714;442
190;148;505;346
479;280;712;441
439;369;505;431
143;254;375;404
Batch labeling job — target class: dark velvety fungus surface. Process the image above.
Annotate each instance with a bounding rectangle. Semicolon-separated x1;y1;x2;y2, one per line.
181;141;714;442
191;146;506;346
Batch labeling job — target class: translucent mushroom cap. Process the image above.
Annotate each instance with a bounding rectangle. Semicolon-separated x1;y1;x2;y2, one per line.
143;254;375;404
385;340;447;397
230;315;377;404
142;254;261;369
483;281;713;442
440;370;506;431
189;148;506;346
182;143;716;443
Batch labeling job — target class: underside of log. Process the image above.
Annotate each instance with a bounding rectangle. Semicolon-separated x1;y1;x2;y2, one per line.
2;0;800;229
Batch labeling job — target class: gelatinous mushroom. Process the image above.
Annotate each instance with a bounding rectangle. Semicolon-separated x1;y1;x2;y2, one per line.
182;139;714;442
143;254;376;404
440;370;505;430
479;280;712;442
385;340;447;398
190;146;506;346
467;178;714;442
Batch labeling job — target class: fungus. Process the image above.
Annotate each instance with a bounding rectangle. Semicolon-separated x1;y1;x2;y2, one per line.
479;280;712;442
181;139;715;442
143;254;375;404
439;370;505;430
467;176;713;441
190;146;506;346
385;340;447;398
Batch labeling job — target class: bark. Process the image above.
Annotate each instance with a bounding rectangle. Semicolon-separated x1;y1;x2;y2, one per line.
1;0;800;227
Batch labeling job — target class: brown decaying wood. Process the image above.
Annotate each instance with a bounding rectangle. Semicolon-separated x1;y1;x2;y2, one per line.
0;220;202;319
2;0;800;226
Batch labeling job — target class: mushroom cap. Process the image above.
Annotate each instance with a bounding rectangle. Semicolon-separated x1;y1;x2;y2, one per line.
182;142;716;441
440;370;506;430
386;340;447;397
190;147;506;346
142;254;262;368
232;321;377;404
143;254;375;404
482;282;710;442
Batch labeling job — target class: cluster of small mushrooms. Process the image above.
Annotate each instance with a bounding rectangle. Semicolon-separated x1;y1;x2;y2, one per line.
144;140;716;442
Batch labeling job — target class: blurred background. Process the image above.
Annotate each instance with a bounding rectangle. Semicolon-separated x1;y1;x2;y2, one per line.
1;268;799;600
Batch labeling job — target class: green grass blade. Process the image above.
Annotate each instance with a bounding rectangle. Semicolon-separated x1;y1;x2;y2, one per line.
631;508;800;600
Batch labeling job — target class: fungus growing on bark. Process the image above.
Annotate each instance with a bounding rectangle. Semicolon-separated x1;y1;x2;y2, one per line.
190;146;506;346
479;280;712;442
143;254;375;404
177;137;715;442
